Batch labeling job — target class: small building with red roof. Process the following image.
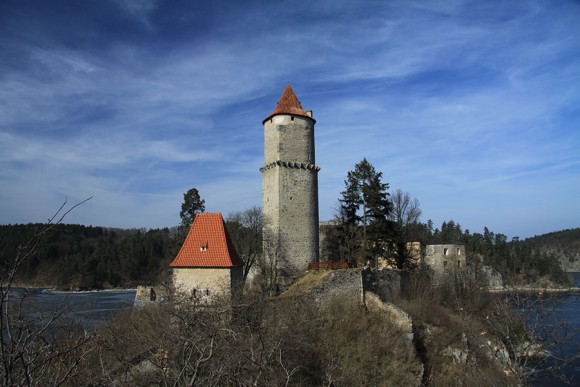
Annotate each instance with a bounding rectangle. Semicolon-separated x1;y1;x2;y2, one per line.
170;213;244;300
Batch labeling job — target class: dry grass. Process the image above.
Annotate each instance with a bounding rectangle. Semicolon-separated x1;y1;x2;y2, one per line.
278;269;332;297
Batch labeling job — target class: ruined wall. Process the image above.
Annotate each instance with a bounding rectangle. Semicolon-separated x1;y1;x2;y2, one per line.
425;244;466;285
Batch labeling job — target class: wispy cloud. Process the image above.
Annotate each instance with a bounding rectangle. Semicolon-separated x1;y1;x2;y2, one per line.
0;0;578;237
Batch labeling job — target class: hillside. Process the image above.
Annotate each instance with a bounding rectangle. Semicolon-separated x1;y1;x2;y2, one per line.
524;228;580;272
1;223;578;290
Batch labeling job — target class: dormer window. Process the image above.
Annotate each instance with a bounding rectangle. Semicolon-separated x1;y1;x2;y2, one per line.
200;243;208;251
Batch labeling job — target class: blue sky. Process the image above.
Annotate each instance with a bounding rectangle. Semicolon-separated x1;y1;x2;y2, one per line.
1;0;579;239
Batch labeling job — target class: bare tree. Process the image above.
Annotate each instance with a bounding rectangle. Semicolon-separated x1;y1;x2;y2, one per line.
1;197;94;386
388;189;423;270
475;293;578;385
258;224;282;296
226;206;262;282
390;189;422;229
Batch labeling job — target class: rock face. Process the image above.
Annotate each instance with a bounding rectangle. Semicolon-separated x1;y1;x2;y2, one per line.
479;264;504;289
365;292;414;343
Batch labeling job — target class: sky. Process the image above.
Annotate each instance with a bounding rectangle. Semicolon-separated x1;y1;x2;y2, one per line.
0;0;579;239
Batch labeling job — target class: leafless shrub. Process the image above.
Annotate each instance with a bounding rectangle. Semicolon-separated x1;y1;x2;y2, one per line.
0;197;94;386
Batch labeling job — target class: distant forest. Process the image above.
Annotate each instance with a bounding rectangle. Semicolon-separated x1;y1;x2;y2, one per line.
0;222;577;289
0;224;182;290
420;221;576;285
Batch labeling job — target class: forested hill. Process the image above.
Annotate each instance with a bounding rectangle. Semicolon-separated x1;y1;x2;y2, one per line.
1;223;578;290
524;228;580;272
0;223;183;290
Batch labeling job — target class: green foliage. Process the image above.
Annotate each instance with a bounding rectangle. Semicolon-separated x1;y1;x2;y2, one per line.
0;224;181;289
428;221;573;285
179;187;205;228
337;158;393;264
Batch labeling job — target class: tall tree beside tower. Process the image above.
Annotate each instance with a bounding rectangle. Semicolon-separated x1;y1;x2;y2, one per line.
340;158;392;265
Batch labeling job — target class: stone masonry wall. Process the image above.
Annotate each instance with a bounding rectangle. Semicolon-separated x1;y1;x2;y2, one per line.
425;244;466;285
262;114;319;279
172;267;241;300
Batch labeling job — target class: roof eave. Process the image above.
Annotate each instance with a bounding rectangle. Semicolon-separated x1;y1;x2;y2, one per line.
262;112;316;125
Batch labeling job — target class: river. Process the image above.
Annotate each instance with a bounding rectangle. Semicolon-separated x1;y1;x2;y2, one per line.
531;272;580;386
4;288;136;330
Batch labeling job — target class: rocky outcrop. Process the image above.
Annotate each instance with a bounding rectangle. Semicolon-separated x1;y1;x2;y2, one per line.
364;292;414;344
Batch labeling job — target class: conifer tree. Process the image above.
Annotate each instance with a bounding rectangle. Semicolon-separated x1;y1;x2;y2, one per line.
180;188;205;228
339;158;392;264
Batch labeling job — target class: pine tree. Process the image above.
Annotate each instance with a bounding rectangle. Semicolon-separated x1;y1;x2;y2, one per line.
339;158;392;265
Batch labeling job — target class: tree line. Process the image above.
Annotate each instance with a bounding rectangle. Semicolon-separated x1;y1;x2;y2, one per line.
0;223;181;290
1;164;573;289
321;158;571;285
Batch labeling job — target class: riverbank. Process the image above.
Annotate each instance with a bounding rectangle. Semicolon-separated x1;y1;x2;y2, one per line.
487;286;580;294
2;283;136;294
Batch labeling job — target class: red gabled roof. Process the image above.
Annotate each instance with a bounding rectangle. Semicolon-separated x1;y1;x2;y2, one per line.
170;213;244;268
262;84;315;124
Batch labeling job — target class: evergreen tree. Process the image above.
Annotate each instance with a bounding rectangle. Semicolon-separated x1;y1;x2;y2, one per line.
339;158;392;265
180;188;206;228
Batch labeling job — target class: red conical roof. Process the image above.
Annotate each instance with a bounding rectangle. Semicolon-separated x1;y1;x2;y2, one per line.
263;84;315;124
170;213;243;268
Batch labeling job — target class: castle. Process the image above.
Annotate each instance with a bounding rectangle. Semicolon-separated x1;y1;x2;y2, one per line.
260;84;320;281
166;85;465;300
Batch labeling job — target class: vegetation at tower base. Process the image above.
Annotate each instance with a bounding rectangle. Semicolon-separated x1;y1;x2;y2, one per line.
179;187;205;228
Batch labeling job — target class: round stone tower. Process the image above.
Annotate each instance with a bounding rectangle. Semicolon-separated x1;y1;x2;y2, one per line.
260;84;320;281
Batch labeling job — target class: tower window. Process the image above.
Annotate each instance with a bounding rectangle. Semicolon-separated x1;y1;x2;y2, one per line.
291;116;294;121
457;248;461;255
444;248;448;256
458;260;461;268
